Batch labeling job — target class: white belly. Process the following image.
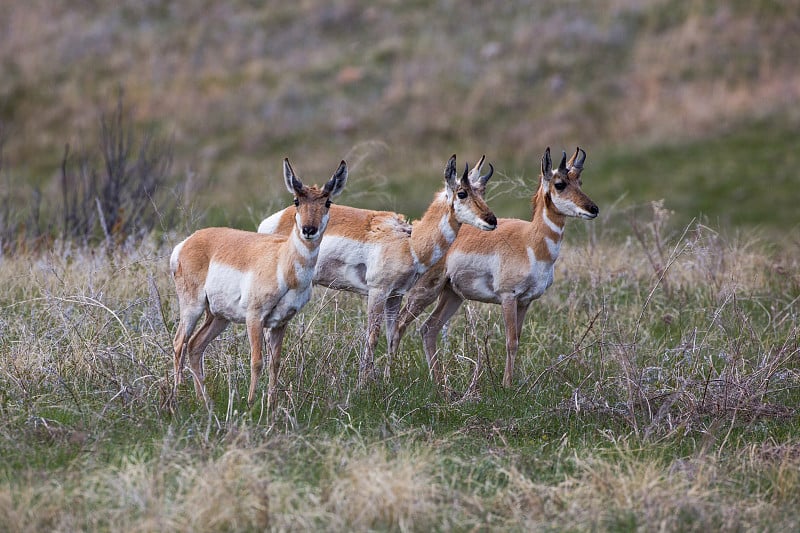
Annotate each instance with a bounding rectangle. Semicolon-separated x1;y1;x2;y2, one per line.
313;235;378;295
446;249;555;305
204;262;255;323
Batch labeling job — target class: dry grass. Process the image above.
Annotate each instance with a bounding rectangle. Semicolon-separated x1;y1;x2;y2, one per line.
487;443;800;531
2;1;800;225
0;435;436;532
2;2;799;528
0;209;798;530
3;431;796;531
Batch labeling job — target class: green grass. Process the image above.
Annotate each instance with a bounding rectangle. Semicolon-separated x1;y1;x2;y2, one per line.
587;118;800;238
2;2;800;529
3;1;800;238
1;214;798;529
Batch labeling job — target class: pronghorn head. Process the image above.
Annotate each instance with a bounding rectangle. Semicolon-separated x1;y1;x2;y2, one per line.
444;154;497;231
540;147;599;220
284;158;348;241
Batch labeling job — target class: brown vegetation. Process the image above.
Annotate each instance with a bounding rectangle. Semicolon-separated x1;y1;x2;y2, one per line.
2;1;799;219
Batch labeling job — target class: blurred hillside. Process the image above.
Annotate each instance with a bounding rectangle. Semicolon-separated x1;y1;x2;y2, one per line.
1;0;799;235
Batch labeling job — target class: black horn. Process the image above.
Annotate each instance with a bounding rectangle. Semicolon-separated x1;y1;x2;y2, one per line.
558;150;568;173
480;163;494;184
572;147;586;170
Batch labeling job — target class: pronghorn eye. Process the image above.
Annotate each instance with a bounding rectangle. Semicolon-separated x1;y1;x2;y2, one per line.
293;198;300;207
325;199;331;208
554;181;567;191
457;190;468;199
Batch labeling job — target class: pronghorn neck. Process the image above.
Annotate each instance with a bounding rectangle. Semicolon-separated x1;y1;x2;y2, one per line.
530;186;566;261
409;190;460;270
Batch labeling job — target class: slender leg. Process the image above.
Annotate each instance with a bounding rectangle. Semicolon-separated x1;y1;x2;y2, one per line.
172;305;205;393
393;263;447;354
383;294;403;379
420;284;464;386
246;316;265;407
515;302;530;343
361;288;387;385
265;325;287;411
186;315;229;404
500;296;520;388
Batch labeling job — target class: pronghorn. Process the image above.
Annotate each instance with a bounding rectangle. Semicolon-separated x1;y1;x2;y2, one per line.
394;147;598;388
171;159;347;408
258;155;497;382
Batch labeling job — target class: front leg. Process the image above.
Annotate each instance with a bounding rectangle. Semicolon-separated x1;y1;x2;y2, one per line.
246;315;265;407
265;324;287;411
500;295;520;388
515;302;531;345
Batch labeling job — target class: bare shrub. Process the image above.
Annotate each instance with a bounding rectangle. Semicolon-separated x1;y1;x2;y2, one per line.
60;88;175;246
1;90;181;254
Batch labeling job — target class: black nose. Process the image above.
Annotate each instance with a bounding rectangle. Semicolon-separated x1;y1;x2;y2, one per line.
302;225;318;238
486;213;497;227
589;204;599;215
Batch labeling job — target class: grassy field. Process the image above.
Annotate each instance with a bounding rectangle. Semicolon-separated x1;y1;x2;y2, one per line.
1;207;798;530
2;1;800;530
2;1;800;234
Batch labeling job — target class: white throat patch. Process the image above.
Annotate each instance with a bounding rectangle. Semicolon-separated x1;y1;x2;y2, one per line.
439;213;457;245
542;206;564;235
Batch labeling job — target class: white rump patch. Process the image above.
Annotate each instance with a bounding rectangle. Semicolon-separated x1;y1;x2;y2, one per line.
170;238;187;274
257;208;287;234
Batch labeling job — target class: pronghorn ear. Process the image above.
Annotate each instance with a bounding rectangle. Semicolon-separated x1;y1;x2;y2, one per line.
283;158;304;194
558;150;568;173
323;160;348;198
468;155;494;188
460;161;472;188
444;154;458;191
541;147;553;181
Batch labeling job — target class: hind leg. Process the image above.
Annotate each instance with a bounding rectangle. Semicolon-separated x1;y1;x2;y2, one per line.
393;263;446;355
361;288;388;385
383;294;403;379
186;315;229;404
172;305;206;394
420;285;464;386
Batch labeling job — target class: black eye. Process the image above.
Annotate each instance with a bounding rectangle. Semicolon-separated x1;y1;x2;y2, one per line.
325;199;331;208
293;198;299;207
554;182;567;191
457;190;468;199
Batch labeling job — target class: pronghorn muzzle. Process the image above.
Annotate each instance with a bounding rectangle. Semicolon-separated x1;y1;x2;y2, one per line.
302;225;319;239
